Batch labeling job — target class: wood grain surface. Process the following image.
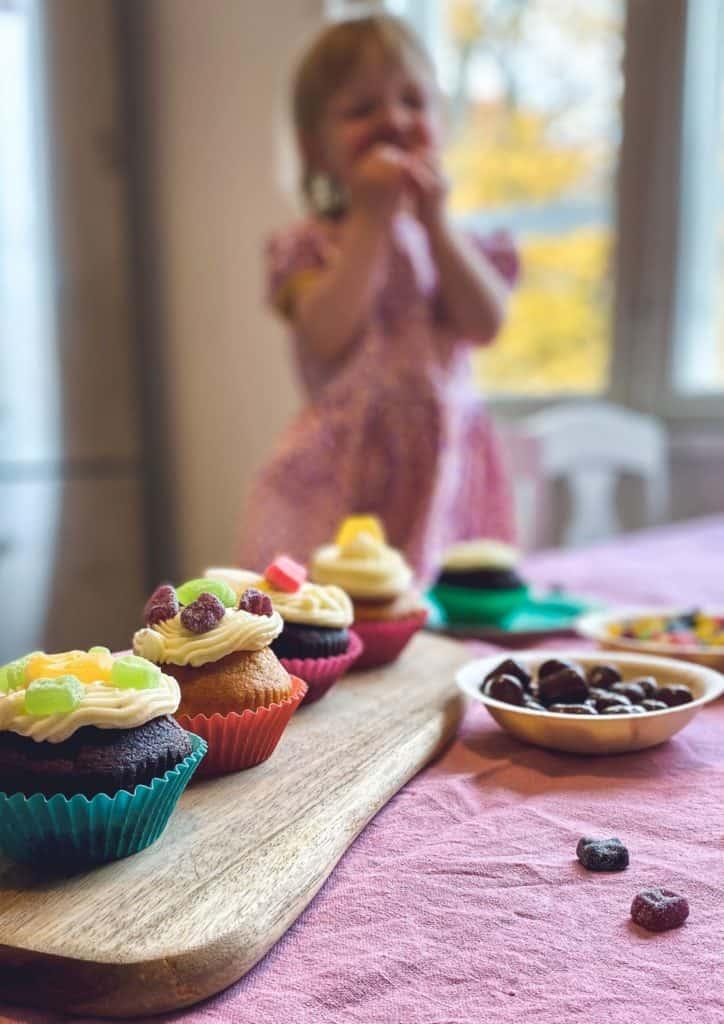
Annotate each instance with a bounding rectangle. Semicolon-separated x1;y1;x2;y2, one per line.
0;633;467;1018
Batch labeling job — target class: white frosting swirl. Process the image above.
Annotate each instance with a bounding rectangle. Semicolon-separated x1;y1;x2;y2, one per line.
0;675;180;744
133;608;283;667
205;566;353;628
261;582;353;628
311;532;413;600
441;539;520;571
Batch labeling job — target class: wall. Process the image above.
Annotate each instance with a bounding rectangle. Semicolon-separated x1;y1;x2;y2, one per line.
142;0;321;576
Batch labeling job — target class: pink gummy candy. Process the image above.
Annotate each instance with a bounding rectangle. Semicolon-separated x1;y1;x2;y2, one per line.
264;555;307;593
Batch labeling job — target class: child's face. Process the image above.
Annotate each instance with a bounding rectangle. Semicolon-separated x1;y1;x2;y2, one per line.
316;51;441;183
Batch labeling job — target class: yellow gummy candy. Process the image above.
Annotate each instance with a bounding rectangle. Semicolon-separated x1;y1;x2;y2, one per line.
335;515;386;548
26;649;114;685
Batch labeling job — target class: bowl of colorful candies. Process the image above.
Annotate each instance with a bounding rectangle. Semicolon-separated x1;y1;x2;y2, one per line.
576;607;724;671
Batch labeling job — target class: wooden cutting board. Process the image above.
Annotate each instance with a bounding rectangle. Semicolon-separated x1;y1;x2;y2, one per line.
0;633;467;1018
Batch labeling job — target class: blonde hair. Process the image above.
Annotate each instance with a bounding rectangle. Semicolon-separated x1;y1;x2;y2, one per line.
292;14;438;210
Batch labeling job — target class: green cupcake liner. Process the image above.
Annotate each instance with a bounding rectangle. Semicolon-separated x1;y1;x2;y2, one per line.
0;732;206;869
428;583;530;625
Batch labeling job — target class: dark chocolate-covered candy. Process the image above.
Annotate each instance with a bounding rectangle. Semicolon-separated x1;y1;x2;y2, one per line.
548;703;598;715
603;704;641;715
538;667;588;707
611;681;647;704
482;658;531;691
641;698;668;711
484;674;526;706
655;684;693;707
594;693;632;713
586;664;622;690
538;658;579;680
631;676;657;698
523;696;545;711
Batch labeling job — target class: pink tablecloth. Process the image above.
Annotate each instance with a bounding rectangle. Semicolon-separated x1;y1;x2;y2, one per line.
3;518;724;1024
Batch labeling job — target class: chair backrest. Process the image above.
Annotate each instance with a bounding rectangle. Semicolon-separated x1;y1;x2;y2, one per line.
501;402;670;549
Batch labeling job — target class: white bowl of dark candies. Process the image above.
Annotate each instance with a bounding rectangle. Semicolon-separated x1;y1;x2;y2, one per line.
456;650;724;754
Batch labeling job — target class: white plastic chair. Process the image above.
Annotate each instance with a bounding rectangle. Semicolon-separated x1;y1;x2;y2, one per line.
501;402;670;549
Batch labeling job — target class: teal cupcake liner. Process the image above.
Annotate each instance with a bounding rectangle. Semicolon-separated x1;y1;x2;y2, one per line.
0;732;206;869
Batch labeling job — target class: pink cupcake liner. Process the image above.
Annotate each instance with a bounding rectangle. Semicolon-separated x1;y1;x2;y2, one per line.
176;675;307;777
280;629;364;704
351;609;429;670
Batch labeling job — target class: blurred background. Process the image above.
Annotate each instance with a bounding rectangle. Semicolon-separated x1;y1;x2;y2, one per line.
1;0;722;659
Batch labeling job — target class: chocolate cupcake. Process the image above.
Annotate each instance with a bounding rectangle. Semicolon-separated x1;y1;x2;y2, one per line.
430;539;529;625
0;647;204;867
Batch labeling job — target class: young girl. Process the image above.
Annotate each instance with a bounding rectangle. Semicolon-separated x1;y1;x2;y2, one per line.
241;14;519;579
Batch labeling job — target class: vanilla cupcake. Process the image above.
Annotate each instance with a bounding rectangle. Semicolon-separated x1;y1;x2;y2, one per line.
310;517;428;669
133;578;306;773
0;646;205;866
430;539;529;625
205;557;363;702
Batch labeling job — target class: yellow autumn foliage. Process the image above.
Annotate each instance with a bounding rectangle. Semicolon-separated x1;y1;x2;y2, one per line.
475;229;613;394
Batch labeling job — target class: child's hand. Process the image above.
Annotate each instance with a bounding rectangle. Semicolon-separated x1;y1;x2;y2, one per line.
347;144;417;221
405;150;449;230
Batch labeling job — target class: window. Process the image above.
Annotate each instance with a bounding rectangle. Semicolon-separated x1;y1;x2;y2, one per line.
387;0;724;410
672;0;724;394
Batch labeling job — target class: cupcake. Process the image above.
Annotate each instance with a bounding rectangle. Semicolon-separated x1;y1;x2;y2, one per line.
132;577;306;774
430;539;530;625
0;646;205;867
310;516;428;669
205;557;363;703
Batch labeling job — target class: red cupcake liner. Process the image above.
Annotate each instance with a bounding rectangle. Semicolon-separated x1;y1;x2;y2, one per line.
351;609;428;670
176;675;307;777
279;629;364;704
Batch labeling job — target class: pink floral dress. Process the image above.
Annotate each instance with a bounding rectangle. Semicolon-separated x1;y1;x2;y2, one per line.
240;213;519;582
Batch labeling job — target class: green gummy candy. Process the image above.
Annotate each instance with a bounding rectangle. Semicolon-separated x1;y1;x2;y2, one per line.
88;645;111;655
25;675;84;715
111;654;161;690
0;652;40;694
176;577;236;608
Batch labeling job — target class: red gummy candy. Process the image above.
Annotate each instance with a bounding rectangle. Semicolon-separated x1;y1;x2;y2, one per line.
631;888;689;932
239;588;274;617
180;592;225;634
144;584;179;626
264;556;307;593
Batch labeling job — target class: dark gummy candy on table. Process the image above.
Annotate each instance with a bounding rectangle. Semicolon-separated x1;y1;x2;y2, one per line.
549;703;598;715
586;664;622;689
611;681;647;704
144;584;179;626
655;684;694;707
576;836;629;871
630;888;689;932
180;592;225;634
484;674;526;706
641;698;669;711
483;658;531;690
538;668;588;707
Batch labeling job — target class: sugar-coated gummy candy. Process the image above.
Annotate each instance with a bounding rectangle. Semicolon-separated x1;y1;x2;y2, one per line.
264;556;307;593
335;515;386;547
238;588;274;617
631;888;689;932
176;578;236;609
25;675;84;715
110;654;161;690
27;649;113;684
180;592;225;633
576;836;629;871
144;584;180;626
0;653;39;693
89;646;111;656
